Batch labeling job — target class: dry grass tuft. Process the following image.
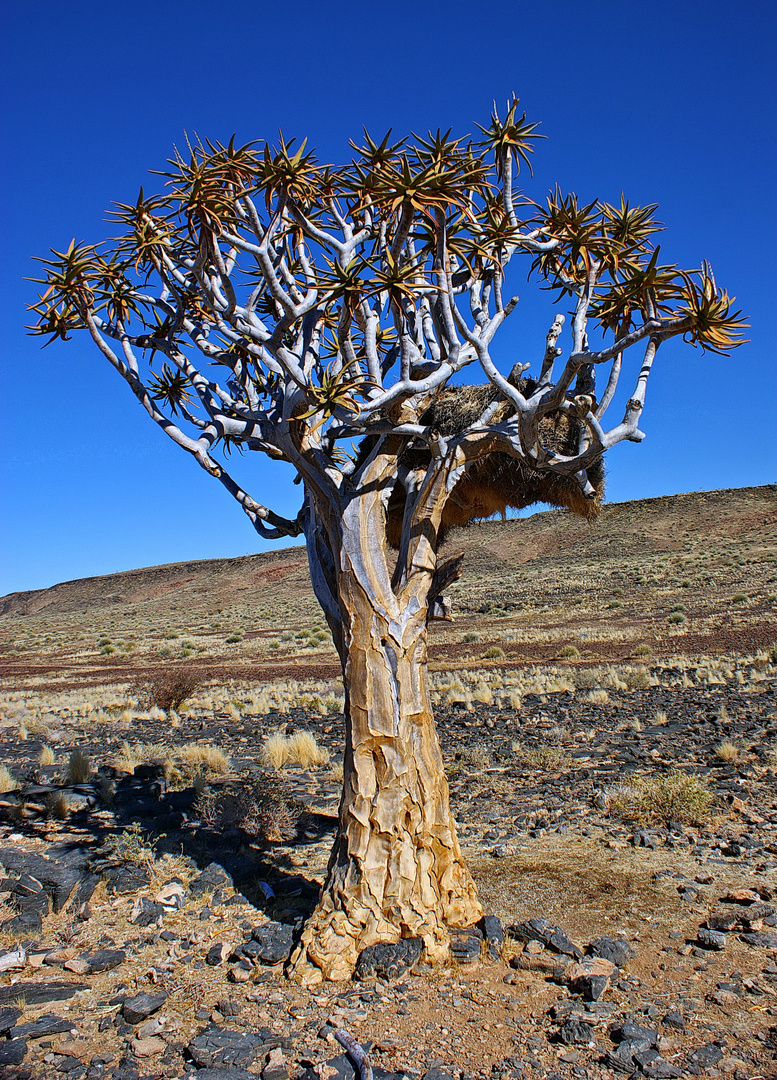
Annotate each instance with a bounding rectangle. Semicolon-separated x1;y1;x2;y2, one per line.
39;745;56;766
714;740;740;763
586;689;610;705
0;764;18;793
45;791;72;819
260;730;329;769
65;750;91;784
177;743;230;777
608;770;713;829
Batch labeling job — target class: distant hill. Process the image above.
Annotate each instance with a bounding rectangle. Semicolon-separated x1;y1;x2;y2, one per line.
3;484;775;624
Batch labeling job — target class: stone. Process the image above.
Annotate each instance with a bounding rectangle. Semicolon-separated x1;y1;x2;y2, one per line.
122;991;168;1025
11;1014;72;1039
207;942;232;966
187;1027;263;1069
0;1006;22;1034
0;1038;27;1065
689;1042;724;1068
450;932;482;965
263;1045;288;1080
0;848;81;911
189;862;233;897
298;1052;401;1080
510;918;583;959
155;880;187;908
741;931;777;948
250;922;295;965
633;1050;683;1078
564;957;615;1000
130;1036;166;1056
0;981;88;1007
662;1011;685;1031
612;1021;659;1049
65;949;126;974
355;936;423;980
129;896;166;926
217;998;243;1017
185;1071;260;1080
588;936;632;968
481;914;505;945
56;1054;86;1072
558;1020;594;1044
104;864;151;894
697;928;727;951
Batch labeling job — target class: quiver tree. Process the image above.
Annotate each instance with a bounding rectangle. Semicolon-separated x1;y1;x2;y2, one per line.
30;99;746;983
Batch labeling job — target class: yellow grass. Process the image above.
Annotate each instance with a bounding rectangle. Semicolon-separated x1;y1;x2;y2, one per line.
0;764;18;793
65;750;91;784
261;730;329;769
39;745;56;766
714;740;740;763
177;743;230;776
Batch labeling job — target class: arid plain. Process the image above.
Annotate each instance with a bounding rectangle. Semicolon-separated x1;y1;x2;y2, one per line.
0;484;776;1080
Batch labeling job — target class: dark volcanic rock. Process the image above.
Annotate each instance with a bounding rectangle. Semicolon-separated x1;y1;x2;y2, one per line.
122;991;168;1025
0;847;81;911
104;864;151;894
190;862;233;897
480;914;505;944
355;937;423;980
0;1006;22;1034
250;922;295;965
187;1027;263;1069
0;1038;27;1066
450;932;482;965
588;936;632;968
0;981;89;1007
558;1019;594;1044
688;1042;724;1068
129;897;166;926
741;931;777;948
76;948;126;973
697;928;727;951
11;1013;72;1039
510;917;583;959
186;1070;261;1080
299;1053;401;1080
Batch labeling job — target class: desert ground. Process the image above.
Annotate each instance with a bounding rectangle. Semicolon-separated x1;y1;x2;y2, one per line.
0;484;776;1080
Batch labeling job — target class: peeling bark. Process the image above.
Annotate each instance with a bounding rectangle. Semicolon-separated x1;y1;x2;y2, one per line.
289;488;481;983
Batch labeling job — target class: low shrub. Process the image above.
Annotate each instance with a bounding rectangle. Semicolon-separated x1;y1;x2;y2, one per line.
195;776;308;843
558;645;579;658
483;646;505;659
608;769;713;829
135;664;208;713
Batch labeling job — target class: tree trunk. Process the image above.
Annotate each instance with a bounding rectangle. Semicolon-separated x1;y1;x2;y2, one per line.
289;493;481;984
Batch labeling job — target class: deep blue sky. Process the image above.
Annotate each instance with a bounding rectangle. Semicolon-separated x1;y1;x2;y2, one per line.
2;0;775;595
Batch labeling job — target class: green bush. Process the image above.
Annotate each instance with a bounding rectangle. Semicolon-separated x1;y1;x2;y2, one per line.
609;770;713;829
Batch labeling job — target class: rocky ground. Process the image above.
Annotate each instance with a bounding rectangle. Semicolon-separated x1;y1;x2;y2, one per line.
1;657;777;1080
1;485;776;1080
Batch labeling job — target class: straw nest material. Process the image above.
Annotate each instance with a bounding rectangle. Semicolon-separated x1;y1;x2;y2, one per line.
360;374;605;548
